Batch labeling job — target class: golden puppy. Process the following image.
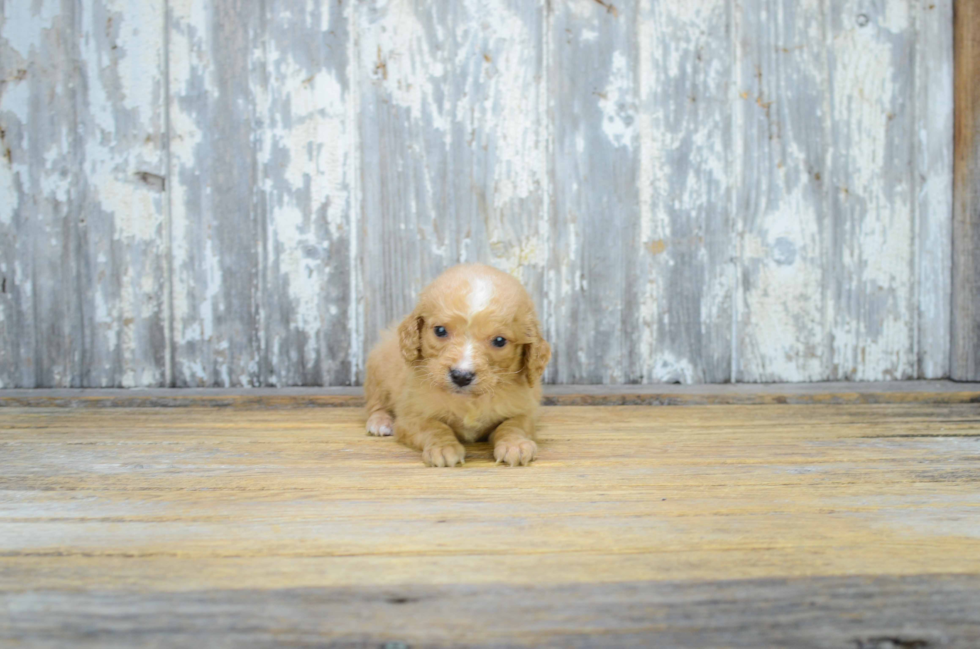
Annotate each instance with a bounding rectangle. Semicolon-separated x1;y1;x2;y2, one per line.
364;264;551;467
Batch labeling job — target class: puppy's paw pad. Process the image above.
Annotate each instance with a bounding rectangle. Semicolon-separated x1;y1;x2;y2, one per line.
423;442;466;468
494;439;537;467
366;412;394;437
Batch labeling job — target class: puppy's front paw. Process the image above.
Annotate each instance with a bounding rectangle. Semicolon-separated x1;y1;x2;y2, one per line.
494;438;537;467
366;412;394;437
422;441;466;468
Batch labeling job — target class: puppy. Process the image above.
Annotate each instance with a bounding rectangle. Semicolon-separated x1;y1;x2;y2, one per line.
364;264;551;467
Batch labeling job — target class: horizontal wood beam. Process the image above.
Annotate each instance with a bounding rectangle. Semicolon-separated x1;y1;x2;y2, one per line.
1;381;978;409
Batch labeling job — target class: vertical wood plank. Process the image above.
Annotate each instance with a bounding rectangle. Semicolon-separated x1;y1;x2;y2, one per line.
258;0;353;386
0;1;80;387
915;0;952;379
357;0;546;363
549;0;640;384
637;0;732;383
357;1;455;353
168;0;263;387
75;0;168;386
733;0;832;383
952;0;980;380
447;0;548;329
827;0;915;381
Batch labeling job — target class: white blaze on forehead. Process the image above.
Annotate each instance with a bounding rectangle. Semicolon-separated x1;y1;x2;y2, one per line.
467;277;494;317
457;341;475;372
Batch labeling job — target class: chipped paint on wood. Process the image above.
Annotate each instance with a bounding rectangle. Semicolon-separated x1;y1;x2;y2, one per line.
258;0;352;387
0;0;958;386
549;0;640;384
915;0;952;379
1;1;167;388
638;0;732;384
357;0;546;364
78;0;169;387
734;0;833;382
827;0;915;381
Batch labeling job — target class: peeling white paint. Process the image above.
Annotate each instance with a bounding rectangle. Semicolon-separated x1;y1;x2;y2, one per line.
598;52;636;149
0;0;955;387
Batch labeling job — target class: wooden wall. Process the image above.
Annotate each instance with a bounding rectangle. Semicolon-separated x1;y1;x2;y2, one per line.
0;0;954;387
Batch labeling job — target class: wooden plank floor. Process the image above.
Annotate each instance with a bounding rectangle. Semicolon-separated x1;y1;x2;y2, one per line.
2;403;980;647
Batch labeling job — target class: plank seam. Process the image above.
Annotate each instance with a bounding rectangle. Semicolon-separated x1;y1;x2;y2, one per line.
163;0;175;388
911;0;922;379
347;0;363;387
728;0;740;384
542;0;556;384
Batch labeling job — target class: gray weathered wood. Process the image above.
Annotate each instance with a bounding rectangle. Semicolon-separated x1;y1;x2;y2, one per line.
827;0;916;381
638;0;732;384
76;0;168;387
549;0;640;384
0;0;168;388
169;0;355;388
734;0;833;382
356;2;454;360
356;0;546;377
446;0;548;345
952;0;980;381
258;0;353;386
2;576;978;648
168;0;263;387
0;1;79;388
0;0;960;387
2;380;979;409
916;0;953;379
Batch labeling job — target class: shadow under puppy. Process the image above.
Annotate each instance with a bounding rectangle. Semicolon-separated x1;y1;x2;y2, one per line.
364;264;551;467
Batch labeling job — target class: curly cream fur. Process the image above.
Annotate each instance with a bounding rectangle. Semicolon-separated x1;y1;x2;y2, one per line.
364;264;551;467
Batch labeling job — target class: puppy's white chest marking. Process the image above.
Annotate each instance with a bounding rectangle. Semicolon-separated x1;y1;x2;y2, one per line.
467;277;493;317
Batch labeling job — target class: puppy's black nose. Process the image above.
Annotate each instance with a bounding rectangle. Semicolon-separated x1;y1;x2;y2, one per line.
449;369;475;387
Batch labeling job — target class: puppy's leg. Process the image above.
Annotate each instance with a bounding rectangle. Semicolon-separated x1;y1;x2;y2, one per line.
396;419;466;468
490;415;537;467
364;347;395;437
366;411;394;436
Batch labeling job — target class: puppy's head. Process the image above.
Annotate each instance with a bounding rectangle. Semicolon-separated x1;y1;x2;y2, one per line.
398;264;550;395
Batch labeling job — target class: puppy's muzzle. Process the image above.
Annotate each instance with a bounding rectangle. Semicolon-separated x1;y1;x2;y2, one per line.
449;368;475;388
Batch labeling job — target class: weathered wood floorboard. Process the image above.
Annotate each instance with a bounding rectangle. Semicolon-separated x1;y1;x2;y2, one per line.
1;404;978;645
2;381;978;408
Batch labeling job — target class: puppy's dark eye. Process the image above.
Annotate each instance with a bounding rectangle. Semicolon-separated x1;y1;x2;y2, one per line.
434;326;448;338
491;336;507;348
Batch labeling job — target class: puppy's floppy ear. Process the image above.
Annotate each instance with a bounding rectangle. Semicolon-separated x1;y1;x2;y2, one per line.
522;315;551;387
398;310;424;364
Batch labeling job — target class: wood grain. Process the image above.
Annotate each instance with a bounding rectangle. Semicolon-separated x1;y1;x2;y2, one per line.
637;0;732;384
258;0;353;387
916;0;953;379
3;576;978;648
549;0;640;384
0;1;960;387
953;0;980;381
2;381;979;409
356;0;546;372
1;404;979;645
0;0;75;387
827;0;916;382
167;0;263;387
76;0;169;387
734;0;831;382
